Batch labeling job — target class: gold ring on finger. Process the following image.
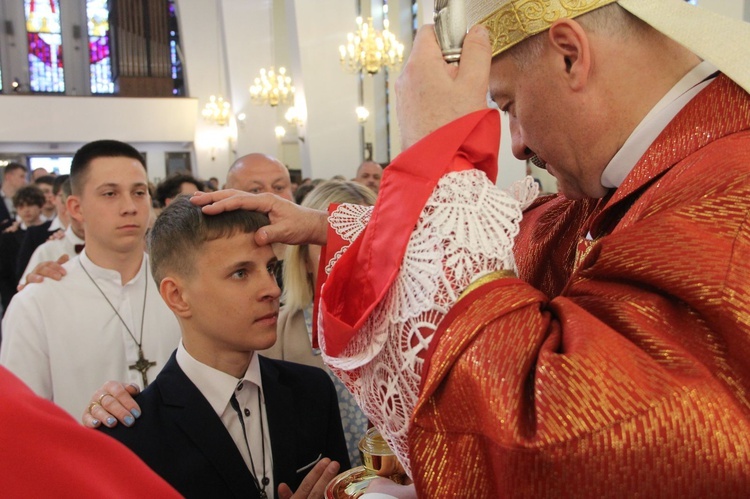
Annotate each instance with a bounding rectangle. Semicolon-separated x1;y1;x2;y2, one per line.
98;392;114;405
88;401;100;414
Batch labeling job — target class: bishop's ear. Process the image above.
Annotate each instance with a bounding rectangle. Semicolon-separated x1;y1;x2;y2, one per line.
159;277;192;318
547;18;591;91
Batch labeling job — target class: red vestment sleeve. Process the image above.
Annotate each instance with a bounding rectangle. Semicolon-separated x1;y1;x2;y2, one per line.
317;109;501;356
0;366;182;498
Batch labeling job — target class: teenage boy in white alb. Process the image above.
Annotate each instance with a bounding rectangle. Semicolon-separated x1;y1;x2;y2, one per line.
0;140;180;421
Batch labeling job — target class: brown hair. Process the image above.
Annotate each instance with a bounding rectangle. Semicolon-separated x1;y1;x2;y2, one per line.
148;196;270;285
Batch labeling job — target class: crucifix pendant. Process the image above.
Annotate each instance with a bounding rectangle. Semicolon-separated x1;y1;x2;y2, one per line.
129;347;156;387
259;491;267;499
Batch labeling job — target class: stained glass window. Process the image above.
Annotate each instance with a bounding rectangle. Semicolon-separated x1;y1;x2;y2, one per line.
24;0;65;93
168;0;185;96
87;0;114;94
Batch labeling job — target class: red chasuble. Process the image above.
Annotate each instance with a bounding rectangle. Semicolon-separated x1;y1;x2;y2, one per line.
0;367;181;498
319;75;750;496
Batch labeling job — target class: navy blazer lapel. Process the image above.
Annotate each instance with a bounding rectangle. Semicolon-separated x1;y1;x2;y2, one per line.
260;356;298;491
157;355;260;499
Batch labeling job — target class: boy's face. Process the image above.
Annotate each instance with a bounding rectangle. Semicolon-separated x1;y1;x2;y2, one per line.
68;157;150;255
16;203;42;226
179;231;281;359
37;183;55;212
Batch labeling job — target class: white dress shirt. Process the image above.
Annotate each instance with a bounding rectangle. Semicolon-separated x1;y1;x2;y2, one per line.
19;226;84;284
176;342;274;497
0;251;180;418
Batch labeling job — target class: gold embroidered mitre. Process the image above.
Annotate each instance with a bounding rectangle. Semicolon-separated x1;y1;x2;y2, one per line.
467;0;617;56
465;0;750;94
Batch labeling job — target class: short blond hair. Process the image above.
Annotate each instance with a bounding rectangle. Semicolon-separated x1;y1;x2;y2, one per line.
283;180;377;312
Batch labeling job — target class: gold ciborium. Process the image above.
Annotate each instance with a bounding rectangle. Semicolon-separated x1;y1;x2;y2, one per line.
325;428;405;499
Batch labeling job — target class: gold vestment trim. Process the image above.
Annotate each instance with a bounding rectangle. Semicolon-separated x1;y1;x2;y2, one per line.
458;270;517;303
478;0;619;56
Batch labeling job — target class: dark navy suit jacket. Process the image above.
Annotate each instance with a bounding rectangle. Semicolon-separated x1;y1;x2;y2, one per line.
99;351;350;499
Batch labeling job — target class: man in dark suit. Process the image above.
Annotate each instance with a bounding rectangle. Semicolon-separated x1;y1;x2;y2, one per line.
94;198;349;499
0;163;28;231
0;185;45;315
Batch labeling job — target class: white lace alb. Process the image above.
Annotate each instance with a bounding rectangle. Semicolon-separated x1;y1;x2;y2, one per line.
320;171;536;476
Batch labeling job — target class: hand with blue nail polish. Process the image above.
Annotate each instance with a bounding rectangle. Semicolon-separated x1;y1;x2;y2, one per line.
82;381;142;428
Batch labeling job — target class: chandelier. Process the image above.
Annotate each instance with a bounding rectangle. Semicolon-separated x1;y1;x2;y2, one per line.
284;106;304;126
201;95;232;126
249;67;295;107
339;16;405;75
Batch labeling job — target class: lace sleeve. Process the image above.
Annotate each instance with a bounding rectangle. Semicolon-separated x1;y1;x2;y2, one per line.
319;169;526;476
326;203;374;275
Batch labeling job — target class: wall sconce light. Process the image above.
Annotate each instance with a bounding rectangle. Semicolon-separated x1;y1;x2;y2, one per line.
275;125;287;140
356;106;370;123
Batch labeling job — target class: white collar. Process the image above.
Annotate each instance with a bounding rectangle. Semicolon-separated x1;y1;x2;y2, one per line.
78;249;148;287
64;225;85;245
176;340;262;418
48;216;64;232
601;61;719;189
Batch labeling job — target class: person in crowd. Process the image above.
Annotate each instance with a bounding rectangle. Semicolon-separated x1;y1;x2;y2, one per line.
16;175;71;279
260;180;375;466
226;153;294;202
0;163;28;230
16;152;296;292
93;197;348;498
207;176;220;191
190;0;750;495
353;161;383;194
0;140;180;418
154;173;204;208
30;166;51;181
34;175;57;221
18;178;85;285
293;183;316;205
0;185;46;315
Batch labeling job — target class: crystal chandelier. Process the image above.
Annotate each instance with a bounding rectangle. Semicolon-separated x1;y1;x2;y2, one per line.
249;67;295;107
284;106;304;125
201;95;232;126
339;16;405;75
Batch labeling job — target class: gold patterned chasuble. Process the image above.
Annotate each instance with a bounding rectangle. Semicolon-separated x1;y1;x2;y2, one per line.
409;75;750;497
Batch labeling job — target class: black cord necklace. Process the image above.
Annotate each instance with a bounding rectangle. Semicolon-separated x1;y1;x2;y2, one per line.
230;384;270;498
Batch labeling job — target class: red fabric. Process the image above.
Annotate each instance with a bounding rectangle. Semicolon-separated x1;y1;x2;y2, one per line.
318;109;500;356
406;75;750;496
0;366;182;498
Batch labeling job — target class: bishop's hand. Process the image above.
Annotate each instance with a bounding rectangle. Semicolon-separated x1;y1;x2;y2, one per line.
191;190;329;247
396;24;492;150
